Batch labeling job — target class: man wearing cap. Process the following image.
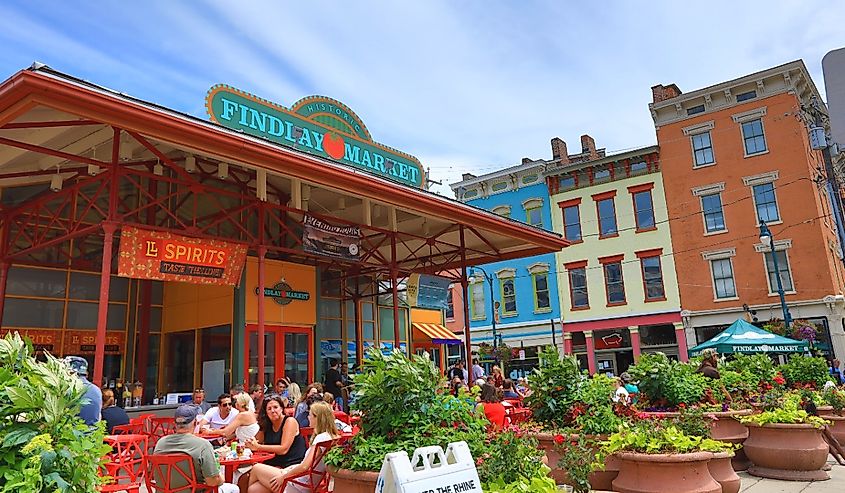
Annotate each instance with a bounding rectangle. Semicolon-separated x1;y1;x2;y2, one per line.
64;356;102;426
153;404;239;492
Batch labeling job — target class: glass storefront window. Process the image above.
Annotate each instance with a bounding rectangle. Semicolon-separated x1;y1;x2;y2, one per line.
7;267;66;298
65;302;126;329
639;325;676;346
3;298;64;327
200;325;232;399
164;331;196;393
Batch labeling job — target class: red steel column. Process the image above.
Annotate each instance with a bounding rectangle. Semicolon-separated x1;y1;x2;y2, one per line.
674;322;689;362
630;326;641;362
563;331;573;354
584;330;597;375
459;226;472;371
390;234;400;347
93;222;117;387
0;261;10;328
257;246;267;387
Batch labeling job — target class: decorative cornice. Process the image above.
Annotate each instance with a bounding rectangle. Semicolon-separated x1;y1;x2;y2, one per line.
691;182;725;197
701;247;736;260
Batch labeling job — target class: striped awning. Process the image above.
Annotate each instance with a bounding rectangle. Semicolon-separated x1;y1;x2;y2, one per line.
412;323;461;345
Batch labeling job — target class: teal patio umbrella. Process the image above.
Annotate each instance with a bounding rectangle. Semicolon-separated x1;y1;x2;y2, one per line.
689;319;809;356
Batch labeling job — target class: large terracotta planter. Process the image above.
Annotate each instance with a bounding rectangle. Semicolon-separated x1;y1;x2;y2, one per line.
743;423;829;481
612;451;720;493
532;433;618;489
706;409;751;472
707;452;740;493
818;412;845;444
327;466;380;493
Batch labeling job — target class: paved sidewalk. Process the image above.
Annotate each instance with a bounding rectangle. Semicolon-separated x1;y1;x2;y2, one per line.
739;459;844;492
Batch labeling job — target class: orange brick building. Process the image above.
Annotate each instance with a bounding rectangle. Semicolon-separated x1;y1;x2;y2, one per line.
651;61;845;359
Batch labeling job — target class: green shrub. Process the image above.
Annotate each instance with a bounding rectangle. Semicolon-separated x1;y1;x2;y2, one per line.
722;353;776;386
525;346;582;428
779;354;831;388
626;352;673;405
664;363;708;406
0;332;111;492
572;374;622;435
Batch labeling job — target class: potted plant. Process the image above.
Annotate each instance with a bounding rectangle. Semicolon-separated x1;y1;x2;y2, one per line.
779;354;833;390
819;386;845;443
325;348;555;492
0;332;112;492
476;428;557;493
740;408;830;481
598;421;735;493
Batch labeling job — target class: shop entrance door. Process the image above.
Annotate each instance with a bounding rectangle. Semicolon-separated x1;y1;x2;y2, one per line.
245;325;313;389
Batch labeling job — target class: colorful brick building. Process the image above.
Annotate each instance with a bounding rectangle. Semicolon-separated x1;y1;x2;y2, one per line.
651;60;845;359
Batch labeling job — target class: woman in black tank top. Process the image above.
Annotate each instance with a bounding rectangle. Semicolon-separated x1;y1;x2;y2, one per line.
245;396;306;468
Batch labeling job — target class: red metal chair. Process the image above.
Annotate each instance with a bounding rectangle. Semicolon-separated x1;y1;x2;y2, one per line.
148;417;177;447
333;411;350;425
113;423;147;435
144;453;218;493
100;434;148;493
299;426;313;443
279;439;338;493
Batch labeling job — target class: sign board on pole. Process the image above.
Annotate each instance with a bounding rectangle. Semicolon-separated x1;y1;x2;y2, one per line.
376;441;482;493
406;273;451;310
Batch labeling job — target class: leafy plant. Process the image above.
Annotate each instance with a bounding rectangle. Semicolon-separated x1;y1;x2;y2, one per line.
0;332;111;492
600;421;735;457
822;387;845;413
626;352;673;406
741;409;829;429
476;428;551;491
555;434;596;493
572;374;622;435
525;346;582;428
779;354;831;388
663;363;708;406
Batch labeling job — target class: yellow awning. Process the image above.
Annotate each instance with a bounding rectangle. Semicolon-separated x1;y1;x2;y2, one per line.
412;323;461;345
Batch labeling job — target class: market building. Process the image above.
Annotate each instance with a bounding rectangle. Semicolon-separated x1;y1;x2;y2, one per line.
450;156;562;376
651;60;845;360
0;64;568;404
545;138;683;375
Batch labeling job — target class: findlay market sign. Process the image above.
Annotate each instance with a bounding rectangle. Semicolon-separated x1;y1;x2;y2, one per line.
206;86;425;188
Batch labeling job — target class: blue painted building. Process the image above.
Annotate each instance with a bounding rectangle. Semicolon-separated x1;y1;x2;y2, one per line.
451;151;569;375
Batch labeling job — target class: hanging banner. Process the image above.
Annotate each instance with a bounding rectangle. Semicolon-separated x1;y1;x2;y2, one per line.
0;329;61;353
118;226;248;286
62;330;125;355
406;274;451;310
302;214;361;261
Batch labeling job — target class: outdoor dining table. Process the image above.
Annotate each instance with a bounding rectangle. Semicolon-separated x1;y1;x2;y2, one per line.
219;451;274;483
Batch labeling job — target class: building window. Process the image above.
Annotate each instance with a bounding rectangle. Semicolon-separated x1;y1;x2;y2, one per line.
633;190;655;231
526;207;543;227
764;250;794;293
602;261;626;305
752;182;780;223
560;175;576;190
563;205;582;241
491;205;511;218
710;258;737;299
533;273;551;312
491;181;509;193
568;266;589;309
469;282;485;320
640;255;666;301
701;193;726;233
736;90;757;102
445;289;454;319
687;104;705;115
741;118;767;155
691;131;714;167
499;279;517;315
593;168;611;183
596;197;618;237
629;161;648;175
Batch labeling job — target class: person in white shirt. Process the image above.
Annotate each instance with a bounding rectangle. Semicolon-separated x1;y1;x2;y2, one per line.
198;393;240;431
230;384;256;412
471;359;485;382
612;377;630;405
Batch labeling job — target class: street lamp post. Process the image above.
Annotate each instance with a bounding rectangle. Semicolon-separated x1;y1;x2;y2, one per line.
470;266;498;349
759;221;792;329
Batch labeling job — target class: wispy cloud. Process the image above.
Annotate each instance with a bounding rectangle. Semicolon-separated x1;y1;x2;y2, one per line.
0;0;842;197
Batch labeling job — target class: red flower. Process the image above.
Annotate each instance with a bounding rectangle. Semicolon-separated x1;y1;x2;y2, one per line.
678;403;686;409
773;374;785;385
553;434;565;445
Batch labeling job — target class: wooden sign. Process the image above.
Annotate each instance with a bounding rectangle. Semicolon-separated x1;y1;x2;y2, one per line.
118;226;248;286
0;328;61;353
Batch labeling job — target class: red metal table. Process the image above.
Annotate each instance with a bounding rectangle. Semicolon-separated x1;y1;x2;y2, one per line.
219;451;274;483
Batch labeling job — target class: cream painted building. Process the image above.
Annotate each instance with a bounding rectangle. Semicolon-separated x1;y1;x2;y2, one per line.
545;144;685;375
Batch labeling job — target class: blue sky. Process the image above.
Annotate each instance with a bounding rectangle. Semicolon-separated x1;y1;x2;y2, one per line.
0;1;842;196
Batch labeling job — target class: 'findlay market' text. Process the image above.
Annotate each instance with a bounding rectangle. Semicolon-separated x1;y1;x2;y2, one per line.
218;98;421;186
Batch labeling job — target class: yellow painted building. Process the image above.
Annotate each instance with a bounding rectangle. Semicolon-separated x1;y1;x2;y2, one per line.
546;145;685;374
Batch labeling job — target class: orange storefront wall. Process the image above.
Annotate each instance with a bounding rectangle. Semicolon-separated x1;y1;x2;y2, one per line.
659;92;845;312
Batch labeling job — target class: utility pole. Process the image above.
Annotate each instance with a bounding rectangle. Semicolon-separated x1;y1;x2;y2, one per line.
804;96;845;268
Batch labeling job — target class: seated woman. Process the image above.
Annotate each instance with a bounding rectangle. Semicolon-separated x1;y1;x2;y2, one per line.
475;383;506;429
501;379;522;400
294;384;322;427
207;392;260;444
100;389;129;434
248;401;340;493
243;396;307;491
